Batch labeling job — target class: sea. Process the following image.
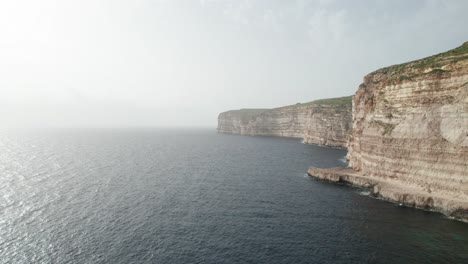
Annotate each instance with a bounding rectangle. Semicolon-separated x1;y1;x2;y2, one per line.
0;128;467;263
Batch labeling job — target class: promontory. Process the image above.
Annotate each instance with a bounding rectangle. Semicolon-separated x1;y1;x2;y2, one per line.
310;42;468;221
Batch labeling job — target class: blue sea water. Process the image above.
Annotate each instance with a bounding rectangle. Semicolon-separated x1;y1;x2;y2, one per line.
0;128;467;263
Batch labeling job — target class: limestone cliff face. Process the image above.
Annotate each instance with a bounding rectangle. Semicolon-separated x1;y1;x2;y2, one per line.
217;97;352;147
347;43;468;211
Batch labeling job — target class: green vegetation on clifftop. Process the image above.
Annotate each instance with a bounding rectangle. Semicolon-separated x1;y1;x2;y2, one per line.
276;95;352;109
219;96;352;121
301;95;352;106
373;42;468;84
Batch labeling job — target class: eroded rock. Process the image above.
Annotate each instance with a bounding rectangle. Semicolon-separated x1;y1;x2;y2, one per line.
217;97;352;147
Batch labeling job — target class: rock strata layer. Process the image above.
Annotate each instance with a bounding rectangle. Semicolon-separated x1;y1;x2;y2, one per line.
310;42;468;221
217;97;352;147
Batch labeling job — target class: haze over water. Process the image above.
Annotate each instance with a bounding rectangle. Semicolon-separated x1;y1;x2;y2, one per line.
1;129;467;263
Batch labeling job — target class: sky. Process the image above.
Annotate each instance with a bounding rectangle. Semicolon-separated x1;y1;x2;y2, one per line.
0;0;467;128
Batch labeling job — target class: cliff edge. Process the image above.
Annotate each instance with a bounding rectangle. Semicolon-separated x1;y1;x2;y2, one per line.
217;96;352;147
309;42;468;220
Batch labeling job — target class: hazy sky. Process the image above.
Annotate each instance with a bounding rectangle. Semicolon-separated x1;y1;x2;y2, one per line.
1;0;467;128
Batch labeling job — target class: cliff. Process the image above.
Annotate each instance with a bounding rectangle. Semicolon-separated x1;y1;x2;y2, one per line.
217;96;352;147
309;42;468;220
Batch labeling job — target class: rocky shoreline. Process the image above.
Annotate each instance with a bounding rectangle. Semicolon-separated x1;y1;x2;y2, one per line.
307;166;468;221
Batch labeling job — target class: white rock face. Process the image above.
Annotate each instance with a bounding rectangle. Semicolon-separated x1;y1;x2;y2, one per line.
217;98;352;147
440;103;468;146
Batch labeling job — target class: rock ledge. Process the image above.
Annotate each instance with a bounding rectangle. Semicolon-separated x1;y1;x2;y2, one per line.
308;166;468;222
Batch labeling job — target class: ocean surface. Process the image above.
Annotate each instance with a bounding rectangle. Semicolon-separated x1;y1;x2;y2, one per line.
0;128;467;264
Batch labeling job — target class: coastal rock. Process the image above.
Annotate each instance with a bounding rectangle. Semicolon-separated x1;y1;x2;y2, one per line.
309;42;468;221
217;97;352;147
307;167;468;220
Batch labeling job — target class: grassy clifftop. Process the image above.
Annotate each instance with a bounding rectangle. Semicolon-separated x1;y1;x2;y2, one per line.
219;95;352;121
274;95;352;110
370;42;468;84
296;95;352;107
